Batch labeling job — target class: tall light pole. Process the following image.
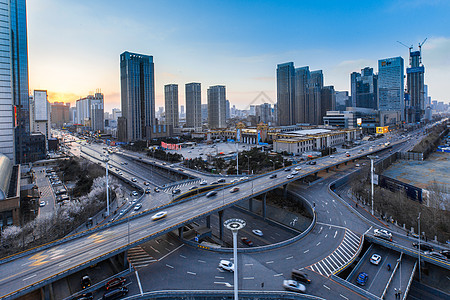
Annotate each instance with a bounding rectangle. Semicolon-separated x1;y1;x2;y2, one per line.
224;219;246;300
236;142;239;175
101;154;110;216
418;212;421;281
397;257;402;297
368;155;376;215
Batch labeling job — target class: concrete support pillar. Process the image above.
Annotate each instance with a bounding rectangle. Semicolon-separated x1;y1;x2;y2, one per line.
336;164;339;169
262;193;267;219
249;198;253;212
218;210;224;240
178;227;184;240
283;184;288;198
124;250;129;268
206;215;211;228
314;172;318;178
326;168;329;173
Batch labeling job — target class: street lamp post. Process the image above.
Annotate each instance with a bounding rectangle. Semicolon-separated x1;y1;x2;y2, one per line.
418;212;421;281
397;257;402;297
236;142;239;175
224;219;246;300
101;154;110;216
367;155;376;215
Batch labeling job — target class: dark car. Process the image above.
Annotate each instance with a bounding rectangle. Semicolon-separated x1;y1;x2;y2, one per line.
76;292;93;300
269;174;277;179
154;187;160;192
356;272;368;286
172;188;181;195
291;269;311;284
440;250;450;259
102;287;128;300
241;237;254;247
145;188;151;194
284;168;291;172
81;275;91;289
218;178;226;183
412;243;433;252
105;277;126;290
307;161;316;165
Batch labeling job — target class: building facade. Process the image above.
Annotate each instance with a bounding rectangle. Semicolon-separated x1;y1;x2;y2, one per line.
351;67;378;110
185;82;201;129
31;90;50;150
276;62;295;126
119;51;155;142
164;84;179;128
406;50;425;123
207;85;226;129
377;57;404;119
335;91;350;111
50;102;70;128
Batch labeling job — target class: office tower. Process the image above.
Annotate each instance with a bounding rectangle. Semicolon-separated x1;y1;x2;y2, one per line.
75;92;104;130
307;70;324;125
255;103;272;124
119;51;155;142
104;112;110;120
0;0;15;161
226;100;230;120
351;67;378;110
276;62;295;126
185;82;201;129
164;84;179;128
320;86;336;124
50;102;70;128
249;105;256;116
378;57;404;119
201;104;208;122
207;85;226;128
31;90;50;149
294;66;310;123
406;48;425;123
335;91;350;111
69;107;77;123
112;108;121;120
91;102;104;132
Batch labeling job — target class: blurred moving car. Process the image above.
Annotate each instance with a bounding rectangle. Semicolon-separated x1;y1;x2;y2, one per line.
291;270;311;283
241;237;254;247
151;211;167;221
219;260;234;272
282;280;306;293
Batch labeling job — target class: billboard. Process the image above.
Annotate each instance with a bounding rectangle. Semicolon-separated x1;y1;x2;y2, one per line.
376;126;389;134
357;118;362;126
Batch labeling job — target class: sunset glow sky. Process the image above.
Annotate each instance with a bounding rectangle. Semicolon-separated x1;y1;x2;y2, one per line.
28;0;450;113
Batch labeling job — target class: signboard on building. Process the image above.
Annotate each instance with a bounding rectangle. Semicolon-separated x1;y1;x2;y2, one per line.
376;126;389;134
357;118;362;126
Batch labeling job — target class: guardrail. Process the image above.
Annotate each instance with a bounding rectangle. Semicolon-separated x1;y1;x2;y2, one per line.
330;274;379;300
381;252;403;299
402;261;417;300
122;289;326;300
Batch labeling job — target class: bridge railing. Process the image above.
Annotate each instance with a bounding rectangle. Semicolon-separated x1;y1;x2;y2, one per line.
330;274;379;300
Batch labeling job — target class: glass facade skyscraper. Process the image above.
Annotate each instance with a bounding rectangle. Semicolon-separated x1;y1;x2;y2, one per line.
207;85;226;129
185;82;201;129
351;67;378;110
276;62;295;126
377;57;404;119
164;84;179;128
119;51;155;142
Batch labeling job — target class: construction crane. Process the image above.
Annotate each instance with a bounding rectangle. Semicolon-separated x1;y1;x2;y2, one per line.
397;40;413;53
418;38;427;64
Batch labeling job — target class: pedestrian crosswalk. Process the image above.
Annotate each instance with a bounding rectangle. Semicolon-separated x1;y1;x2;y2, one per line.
162;179;202;192
127;246;157;269
307;229;361;277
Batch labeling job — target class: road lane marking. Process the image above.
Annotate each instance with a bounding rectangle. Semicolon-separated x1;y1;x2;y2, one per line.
340;294;348;300
274;273;283;277
316;242;321;246
214;282;232;287
334;231;338;238
23;274;36;281
286;256;294;260
179;254;187;258
198;260;206;263
325;234;328;238
165;264;174;268
135;270;144;296
323;284;330;290
245;263;253;266
215;276;224;279
304;250;309;253
244;277;255;280
266;261;274;264
187;271;196;275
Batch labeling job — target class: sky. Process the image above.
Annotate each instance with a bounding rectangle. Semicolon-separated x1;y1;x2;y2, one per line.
27;0;450;113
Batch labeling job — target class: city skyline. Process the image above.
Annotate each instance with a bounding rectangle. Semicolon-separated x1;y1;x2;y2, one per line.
27;1;450;113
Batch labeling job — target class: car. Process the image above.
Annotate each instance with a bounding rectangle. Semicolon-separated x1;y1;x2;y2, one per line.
428;252;447;261
218;260;234;272
230;187;239;193
145;188;151;194
291;171;299;175
206;191;217;197
295;167;302;171
241;237;254;246
252;229;263;236
151;211;167;221
307;161;316;165
282;279;306;293
356;272;368;286
440;250;450;259
81;275;91;289
172;188;181;195
356;164;360;167
218;178;226;183
231;179;239;183
102;287;128;300
118;209;126;217
269;174;277;179
370;254;382;265
75;292;93;300
131;178;137;182
284;168;291;172
346;154;351;157
105;277;126;290
154;187;160;192
287;174;294;179
291;270;311;283
188;150;191;153
329;155;335;158
39;201;46;207
199;180;207;185
134;204;142;211
412;242;433;252
374;229;392;241
189;186;198;190
118;171;123;175
115;168;119;171
131;191;138;196
210;181;219;185
239;177;249;181
143;181;149;186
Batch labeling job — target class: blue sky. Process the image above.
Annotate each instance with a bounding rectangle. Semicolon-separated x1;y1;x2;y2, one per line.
27;0;450;112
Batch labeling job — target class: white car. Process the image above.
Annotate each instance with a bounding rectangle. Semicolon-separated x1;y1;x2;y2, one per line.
131;178;137;182
287;174;294;179
151;211;168;221
295;167;302;171
230;179;239;184
370;253;382;265
131;191;138;197
252;229;263;236
291;171;299;175
39;201;46;207
199;180;207;186
374;229;392;241
134;203;142;211
239;177;249;181
329;155;335;158
219;260;234;272
283;279;306;293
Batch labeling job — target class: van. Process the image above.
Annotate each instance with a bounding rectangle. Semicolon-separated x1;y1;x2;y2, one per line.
102;287;128;300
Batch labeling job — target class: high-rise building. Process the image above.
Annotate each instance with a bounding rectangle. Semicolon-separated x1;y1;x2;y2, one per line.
30;90;50;150
164;84;179;128
201;104;208;122
377;57;404;119
308;70;324;125
207;85;226;128
75;92;104;131
255;103;272;124
119;51;155;142
50;102;70;128
406;48;425;123
335;91;350;111
294;66;310;124
351;67;378;110
226;100;230;120
112;108;121;120
276;62;295;126
185;82;201;129
320;86;336;124
91;102;104;132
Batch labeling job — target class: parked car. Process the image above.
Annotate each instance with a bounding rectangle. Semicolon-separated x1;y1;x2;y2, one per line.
241;237;254;247
374;229;392;241
370;254;382;265
356;272;368;286
219;260;234;272
105;277;126;290
291;270;311;283
282;279;306;293
151;211;167;221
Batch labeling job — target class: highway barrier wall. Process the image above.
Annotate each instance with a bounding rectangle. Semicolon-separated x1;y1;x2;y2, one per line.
346;244;373;281
330;274;379;300
122;290;326;300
